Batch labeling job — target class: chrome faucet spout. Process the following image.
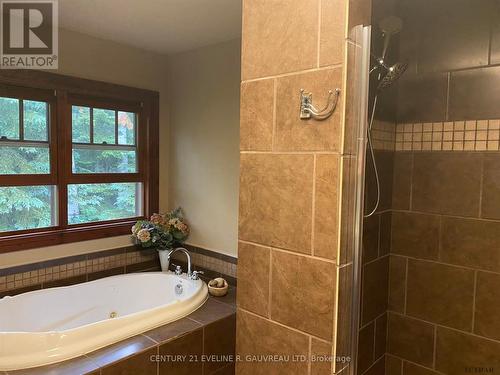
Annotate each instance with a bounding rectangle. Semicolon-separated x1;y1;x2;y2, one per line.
166;247;192;277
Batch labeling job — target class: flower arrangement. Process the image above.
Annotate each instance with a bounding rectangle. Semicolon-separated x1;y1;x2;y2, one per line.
132;207;190;250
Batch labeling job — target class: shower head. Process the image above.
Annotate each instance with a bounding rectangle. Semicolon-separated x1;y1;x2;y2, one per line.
377;61;408;91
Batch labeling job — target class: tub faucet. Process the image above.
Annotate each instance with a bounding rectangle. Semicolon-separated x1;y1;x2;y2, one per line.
166;247;192;277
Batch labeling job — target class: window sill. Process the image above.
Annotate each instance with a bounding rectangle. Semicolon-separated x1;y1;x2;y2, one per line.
0;220;138;253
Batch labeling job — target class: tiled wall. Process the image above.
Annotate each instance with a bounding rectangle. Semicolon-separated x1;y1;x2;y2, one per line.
236;0;369;374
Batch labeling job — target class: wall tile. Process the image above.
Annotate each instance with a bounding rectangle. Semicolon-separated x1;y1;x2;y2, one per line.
319;0;346;67
241;0;318;80
441;217;500;272
361;256;389;325
481;153;500;219
336;264;353;362
236;309;309;375
397;72;448;123
412;152;482;217
391;152;412;210
275;68;343;151
385;355;402;375
365;151;394;213
271;250;336;340
379;212;392;256
158;329;203;375
436;327;500;375
449;66;500;120
203;315;236;374
387;313;435;367
311;338;333;375
362;214;380;264
406;259;474;331
239;153;313;253
404;362;440;375
363;356;385;375
491;8;500;64
474;271;500;341
102;348;157;375
240;79;274;151
236;242;270;317
388;256;406;314
391;212;439;260
357;322;375;373
374;314;387;360
314;154;340;260
339;156;355;265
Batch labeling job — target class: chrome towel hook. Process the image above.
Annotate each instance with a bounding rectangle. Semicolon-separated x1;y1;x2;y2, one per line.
299;88;341;120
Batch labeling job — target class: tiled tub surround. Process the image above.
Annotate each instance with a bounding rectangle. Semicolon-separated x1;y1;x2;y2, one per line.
2;291;236;375
0;244;237;297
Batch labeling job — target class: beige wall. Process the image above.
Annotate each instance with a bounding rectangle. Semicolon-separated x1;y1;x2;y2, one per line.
0;28;170;268
168;39;240;257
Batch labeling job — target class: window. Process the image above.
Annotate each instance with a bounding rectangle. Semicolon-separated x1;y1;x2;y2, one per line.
0;73;159;252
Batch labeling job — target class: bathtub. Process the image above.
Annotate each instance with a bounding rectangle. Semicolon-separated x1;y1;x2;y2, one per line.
0;272;208;370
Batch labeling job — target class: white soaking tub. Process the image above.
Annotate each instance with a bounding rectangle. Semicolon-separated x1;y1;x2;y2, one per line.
0;272;208;370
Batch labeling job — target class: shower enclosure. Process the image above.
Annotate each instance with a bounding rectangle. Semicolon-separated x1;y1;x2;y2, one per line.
351;0;500;374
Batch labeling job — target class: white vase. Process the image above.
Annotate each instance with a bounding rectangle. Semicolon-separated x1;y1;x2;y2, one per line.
158;249;172;272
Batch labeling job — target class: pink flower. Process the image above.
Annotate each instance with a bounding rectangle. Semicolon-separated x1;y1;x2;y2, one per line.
136;229;151;243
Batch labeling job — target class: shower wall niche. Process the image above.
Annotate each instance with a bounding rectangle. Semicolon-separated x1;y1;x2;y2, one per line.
358;0;500;374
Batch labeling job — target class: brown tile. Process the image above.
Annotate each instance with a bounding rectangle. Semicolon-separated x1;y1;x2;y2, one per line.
125;260;159;273
310;338;333;375
0;284;41;298
335;264;352;364
474;271;500;341
211;363;235;375
388;256;406;314
363;356;385;375
314;154;340;260
392;152;412;210
271;250;336;340
481;153;500;219
212;286;236;307
236;309;309;375
348;0;371;29
236;242;270;317
274;68;343;151
203;315;236;374
158;329;203;375
441;217;500;272
339;156;355;265
374;314;387;361
343;42;360;156
361;257;389;325
385;354;402;375
449;66;500;120
387;313;435;367
319;0;346;67
240;79;274;151
87;267;125;282
86;335;157;368
406;260;474;331
239;153;313;253
42;274;87;289
7;356;100;375
397;72;448;123
101;347;157;375
241;0;318;80
391;212;439;260
362;214;380;264
357;322;375;374
412;152;482;217
379;212;391;256
404;362;440;375
142;317;202;344
188;298;236;326
436;327;500;375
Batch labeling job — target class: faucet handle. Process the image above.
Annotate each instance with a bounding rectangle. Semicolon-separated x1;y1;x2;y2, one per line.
191;270;204;280
172;264;183;275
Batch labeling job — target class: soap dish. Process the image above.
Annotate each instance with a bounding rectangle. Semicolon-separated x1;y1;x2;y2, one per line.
208;278;229;297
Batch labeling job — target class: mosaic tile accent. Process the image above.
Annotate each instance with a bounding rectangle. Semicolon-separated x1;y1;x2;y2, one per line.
395;119;500;152
371;119;396;151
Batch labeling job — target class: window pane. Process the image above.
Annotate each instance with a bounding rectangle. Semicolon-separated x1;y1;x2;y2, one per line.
72;148;137;173
0;185;56;232
93;108;115;144
0;146;50;174
0;97;19;140
24;100;48;141
72;106;90;143
68;183;141;224
117;111;135;145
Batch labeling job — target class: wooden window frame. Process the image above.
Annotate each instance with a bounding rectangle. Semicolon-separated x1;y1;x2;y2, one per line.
0;71;159;253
